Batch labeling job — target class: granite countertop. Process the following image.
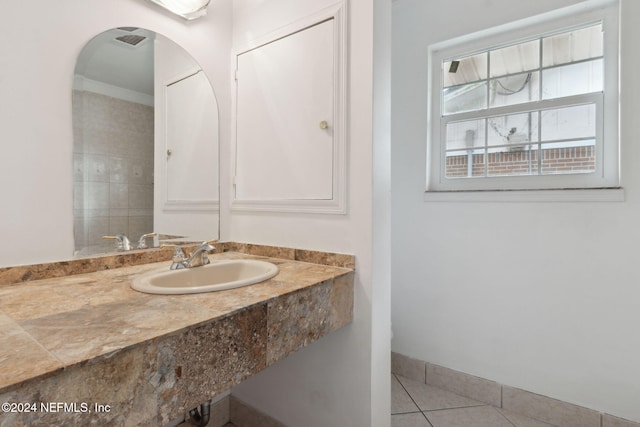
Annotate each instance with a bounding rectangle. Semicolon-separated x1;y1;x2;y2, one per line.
0;249;354;395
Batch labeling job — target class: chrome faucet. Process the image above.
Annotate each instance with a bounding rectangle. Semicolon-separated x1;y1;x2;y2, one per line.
169;242;215;270
136;232;157;249
102;234;132;251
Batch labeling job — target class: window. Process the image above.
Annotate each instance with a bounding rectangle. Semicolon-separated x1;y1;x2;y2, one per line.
427;1;619;192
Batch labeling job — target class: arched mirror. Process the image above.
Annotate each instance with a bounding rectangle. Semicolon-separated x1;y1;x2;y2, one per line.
73;28;219;256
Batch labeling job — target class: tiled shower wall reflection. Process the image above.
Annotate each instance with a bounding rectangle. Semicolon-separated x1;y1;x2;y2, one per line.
73;91;154;255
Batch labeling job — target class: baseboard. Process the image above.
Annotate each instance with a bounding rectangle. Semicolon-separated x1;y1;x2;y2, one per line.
392;352;639;427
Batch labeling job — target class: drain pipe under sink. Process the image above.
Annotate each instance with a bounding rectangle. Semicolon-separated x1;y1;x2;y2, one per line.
188;401;211;427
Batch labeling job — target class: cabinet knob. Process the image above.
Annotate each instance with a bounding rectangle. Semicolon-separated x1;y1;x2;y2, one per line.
319;120;328;129
166;149;173;156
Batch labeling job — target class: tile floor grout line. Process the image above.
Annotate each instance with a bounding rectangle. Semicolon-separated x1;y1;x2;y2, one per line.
422;404;489;414
392;372;432;426
396;373;489;412
495;407;518;427
396;372;520;427
394;373;428;416
420;410;435;427
424;362;428;385
392;410;423;416
392;371;620;427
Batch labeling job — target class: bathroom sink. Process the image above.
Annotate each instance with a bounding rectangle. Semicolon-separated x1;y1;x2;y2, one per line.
132;259;279;295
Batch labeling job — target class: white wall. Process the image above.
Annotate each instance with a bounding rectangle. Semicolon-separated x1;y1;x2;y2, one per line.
392;0;640;422
228;0;391;426
0;0;231;267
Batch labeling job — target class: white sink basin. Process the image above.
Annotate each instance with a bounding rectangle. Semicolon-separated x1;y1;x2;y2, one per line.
132;259;279;295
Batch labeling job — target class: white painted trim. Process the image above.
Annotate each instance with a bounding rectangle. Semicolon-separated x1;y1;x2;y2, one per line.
164;66;202;87
230;1;348;215
231;198;346;214
162;200;219;212
233;2;345;56
423;187;624;203
73;75;154;106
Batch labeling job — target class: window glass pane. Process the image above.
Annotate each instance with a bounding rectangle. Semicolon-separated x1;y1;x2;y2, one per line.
443;82;487;115
487;112;539;147
540;140;596;175
445;119;485;151
445;150;485;178
541;104;596;141
542;59;603;99
489;71;539;107
487;146;538;177
443;52;487;88
490;39;539;78
542;24;603;68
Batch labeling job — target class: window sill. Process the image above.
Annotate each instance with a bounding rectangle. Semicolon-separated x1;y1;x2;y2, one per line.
423;187;624;203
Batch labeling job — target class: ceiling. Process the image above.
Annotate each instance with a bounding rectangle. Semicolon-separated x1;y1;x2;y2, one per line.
74;27;155;96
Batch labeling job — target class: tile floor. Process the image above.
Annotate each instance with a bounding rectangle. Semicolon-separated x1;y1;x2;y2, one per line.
392;374;554;427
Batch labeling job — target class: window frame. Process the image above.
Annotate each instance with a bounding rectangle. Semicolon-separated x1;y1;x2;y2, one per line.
426;0;619;193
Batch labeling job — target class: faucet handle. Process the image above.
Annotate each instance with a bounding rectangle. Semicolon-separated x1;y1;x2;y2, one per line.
162;244;186;269
172;246;186;262
200;241;216;252
102;234;132;251
161;244;186;260
137;232;157;249
171;247;186;270
191;242;214;267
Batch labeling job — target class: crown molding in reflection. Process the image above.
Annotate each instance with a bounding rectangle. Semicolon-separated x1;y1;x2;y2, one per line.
73;76;154;107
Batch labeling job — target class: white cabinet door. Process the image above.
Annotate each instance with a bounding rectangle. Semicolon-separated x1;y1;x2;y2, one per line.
154;34;220;239
235;19;334;201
